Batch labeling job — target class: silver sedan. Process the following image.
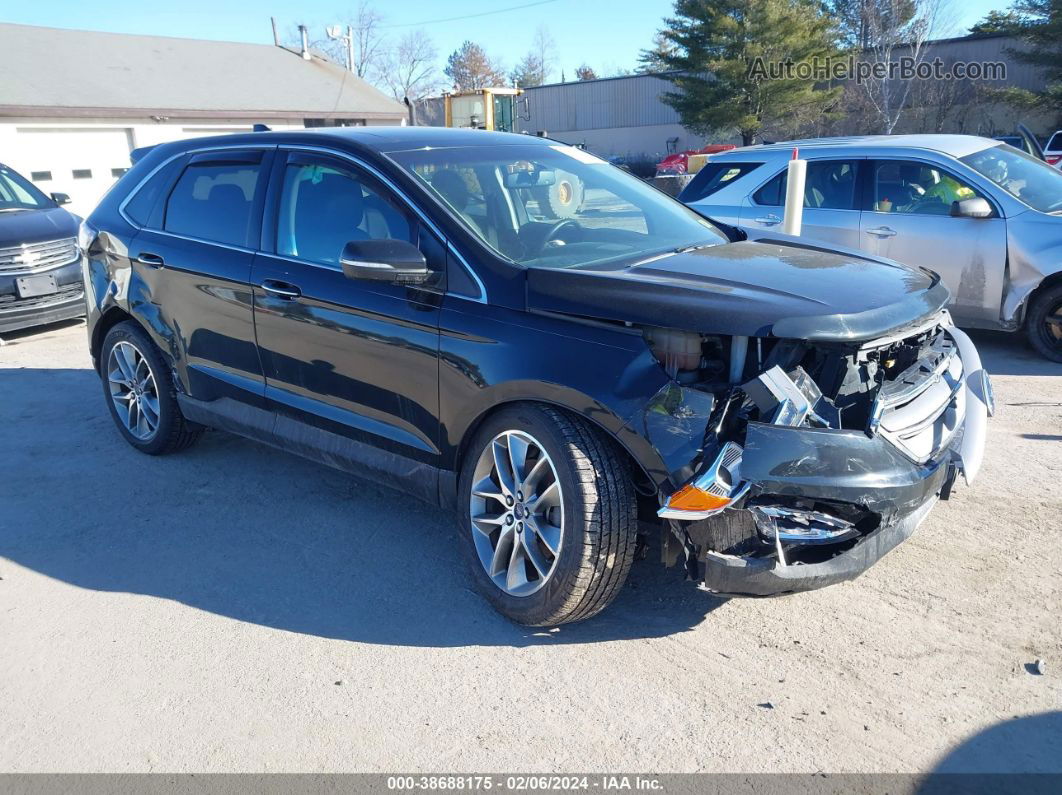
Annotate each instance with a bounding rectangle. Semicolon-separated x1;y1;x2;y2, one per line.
681;135;1062;361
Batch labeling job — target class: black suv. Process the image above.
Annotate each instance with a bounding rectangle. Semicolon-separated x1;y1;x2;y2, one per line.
83;128;991;625
0;163;81;334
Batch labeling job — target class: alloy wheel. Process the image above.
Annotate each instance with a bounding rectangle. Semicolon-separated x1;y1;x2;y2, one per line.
469;430;564;597
107;340;161;441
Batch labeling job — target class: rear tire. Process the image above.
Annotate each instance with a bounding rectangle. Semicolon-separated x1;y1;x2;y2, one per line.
1025;283;1062;363
100;321;203;454
458;404;638;626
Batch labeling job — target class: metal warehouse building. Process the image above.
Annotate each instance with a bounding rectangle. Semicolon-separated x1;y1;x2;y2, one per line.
418;33;1051;162
0;23;407;216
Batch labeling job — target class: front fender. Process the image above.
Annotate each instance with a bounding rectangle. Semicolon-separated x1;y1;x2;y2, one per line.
438;303;674;486
1002;211;1062;325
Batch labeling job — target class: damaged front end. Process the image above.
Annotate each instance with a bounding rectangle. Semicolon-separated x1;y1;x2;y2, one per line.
638;312;992;597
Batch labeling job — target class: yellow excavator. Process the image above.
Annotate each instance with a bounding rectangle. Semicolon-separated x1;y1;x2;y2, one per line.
443;87;526;132
442;87;583;218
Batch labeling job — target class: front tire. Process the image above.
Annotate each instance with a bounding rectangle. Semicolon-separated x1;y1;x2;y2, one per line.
458;404;638;626
1026;283;1062;363
100;321;203;454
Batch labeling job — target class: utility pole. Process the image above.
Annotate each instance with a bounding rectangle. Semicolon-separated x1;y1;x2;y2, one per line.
346;25;355;74
327;24;356;74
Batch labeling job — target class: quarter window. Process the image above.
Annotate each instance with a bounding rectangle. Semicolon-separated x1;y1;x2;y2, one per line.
753;160;859;210
276;159;413;266
164;162;262;247
870;161;983;216
681;162;762;202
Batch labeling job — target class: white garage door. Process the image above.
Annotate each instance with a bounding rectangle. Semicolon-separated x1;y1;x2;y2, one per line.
10;127;134;218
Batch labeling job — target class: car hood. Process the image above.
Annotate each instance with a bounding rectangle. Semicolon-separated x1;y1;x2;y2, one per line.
525;239;949;341
0;206;79;247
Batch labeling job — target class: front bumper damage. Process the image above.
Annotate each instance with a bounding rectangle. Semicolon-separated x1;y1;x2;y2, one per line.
646;320;991;598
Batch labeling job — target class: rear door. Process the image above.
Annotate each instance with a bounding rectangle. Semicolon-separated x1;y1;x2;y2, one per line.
859;158;1008;325
130;147;273;404
740;158;863;248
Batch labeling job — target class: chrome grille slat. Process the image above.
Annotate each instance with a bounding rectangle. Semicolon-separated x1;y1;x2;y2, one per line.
0;237;79;275
874;328;965;463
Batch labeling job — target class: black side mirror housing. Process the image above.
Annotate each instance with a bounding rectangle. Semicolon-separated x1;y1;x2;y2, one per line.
51;192;71;206
950;197;993;219
340;239;429;284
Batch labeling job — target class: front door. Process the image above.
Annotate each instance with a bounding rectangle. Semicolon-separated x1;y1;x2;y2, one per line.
860;159;1008;326
251;149;446;474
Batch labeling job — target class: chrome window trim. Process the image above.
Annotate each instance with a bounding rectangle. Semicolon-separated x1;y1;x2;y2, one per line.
117;141;487;304
117;143;274;230
277;144;487;304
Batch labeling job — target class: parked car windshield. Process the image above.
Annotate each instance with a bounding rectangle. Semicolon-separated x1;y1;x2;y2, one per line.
960;144;1062;213
0;165;52;211
388;144;727;269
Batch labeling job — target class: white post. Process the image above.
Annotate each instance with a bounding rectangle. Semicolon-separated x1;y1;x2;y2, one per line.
782;147;806;237
347;25;355;74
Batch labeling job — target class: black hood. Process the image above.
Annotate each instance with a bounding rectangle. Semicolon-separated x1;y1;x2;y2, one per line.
0;206;79;247
526;240;949;342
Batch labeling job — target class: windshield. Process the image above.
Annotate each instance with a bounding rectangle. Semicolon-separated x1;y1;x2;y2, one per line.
960;144;1062;214
0;165;52;212
388;144;727;269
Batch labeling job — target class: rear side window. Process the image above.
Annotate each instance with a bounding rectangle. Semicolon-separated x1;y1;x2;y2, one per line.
753;160;859;210
165;162;262;247
1046;132;1062;151
681;162;761;202
124;158;184;227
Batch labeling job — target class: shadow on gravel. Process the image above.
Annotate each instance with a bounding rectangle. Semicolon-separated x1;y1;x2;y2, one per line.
0;366;725;648
0;317;85;346
966;329;1061;378
918;711;1062;788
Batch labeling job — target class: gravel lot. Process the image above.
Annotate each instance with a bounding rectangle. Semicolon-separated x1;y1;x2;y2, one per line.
1;319;1059;774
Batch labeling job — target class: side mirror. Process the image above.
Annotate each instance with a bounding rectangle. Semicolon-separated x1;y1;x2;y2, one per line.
51;192;71;206
950;197;993;219
340;239;429;284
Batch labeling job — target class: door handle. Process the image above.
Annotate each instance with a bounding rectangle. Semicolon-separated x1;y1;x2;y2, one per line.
866;226;897;238
261;280;301;299
136;252;165;267
755;214;782;226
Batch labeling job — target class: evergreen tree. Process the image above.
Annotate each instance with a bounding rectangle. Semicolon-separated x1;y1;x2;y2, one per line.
445;41;507;90
655;0;841;145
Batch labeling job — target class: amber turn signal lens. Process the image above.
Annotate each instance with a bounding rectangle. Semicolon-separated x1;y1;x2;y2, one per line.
665;485;732;513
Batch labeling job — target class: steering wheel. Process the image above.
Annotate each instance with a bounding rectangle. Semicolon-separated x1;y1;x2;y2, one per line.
538;219;583;253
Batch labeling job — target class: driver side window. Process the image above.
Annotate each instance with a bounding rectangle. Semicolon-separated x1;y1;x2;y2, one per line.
277;158;413;266
870;160;983;216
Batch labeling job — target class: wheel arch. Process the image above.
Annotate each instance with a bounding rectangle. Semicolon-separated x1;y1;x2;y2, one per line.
90;306;137;370
449;394;664;507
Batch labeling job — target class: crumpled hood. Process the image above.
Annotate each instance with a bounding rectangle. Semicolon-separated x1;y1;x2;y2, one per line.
0;206;79;247
526;239;949;341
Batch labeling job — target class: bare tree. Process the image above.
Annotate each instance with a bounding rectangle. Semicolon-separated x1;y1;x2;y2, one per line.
348;1;387;79
575;64;598;81
531;25;557;83
849;0;954;134
379;30;441;101
282;3;387;80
